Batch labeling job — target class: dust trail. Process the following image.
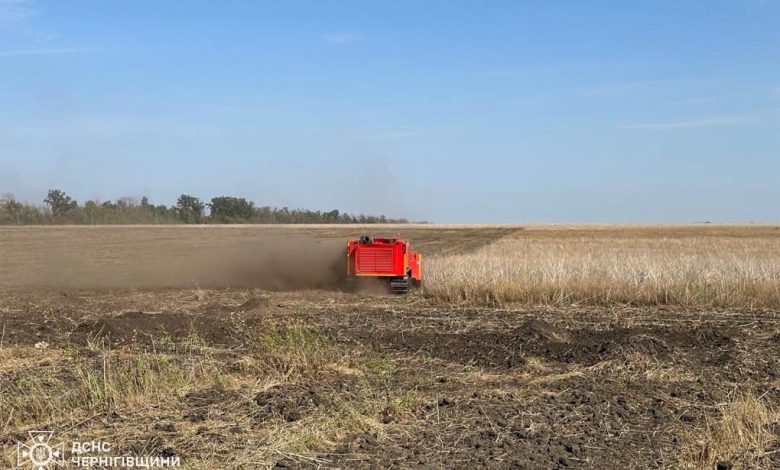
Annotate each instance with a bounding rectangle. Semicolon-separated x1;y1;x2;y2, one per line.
9;235;347;290
198;237;348;290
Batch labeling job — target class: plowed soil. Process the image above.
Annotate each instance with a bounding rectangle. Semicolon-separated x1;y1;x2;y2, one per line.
1;288;778;468
1;226;778;468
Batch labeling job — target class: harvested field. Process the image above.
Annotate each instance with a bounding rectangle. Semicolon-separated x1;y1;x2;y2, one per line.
426;225;780;308
0;225;515;289
1;225;779;468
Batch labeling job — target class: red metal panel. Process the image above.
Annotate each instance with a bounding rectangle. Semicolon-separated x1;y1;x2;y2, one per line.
347;237;422;280
356;247;395;273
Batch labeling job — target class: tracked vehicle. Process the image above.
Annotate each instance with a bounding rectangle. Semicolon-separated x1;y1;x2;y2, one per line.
346;235;422;293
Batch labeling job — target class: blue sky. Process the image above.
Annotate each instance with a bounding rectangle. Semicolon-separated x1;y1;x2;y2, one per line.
1;0;778;222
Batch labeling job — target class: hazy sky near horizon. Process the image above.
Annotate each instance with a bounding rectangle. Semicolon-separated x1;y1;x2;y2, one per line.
1;0;778;223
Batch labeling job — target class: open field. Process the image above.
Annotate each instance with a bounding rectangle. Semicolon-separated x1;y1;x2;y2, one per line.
1;225;779;468
427;225;780;309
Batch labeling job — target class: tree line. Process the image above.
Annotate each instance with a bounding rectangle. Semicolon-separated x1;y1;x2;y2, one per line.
0;190;412;225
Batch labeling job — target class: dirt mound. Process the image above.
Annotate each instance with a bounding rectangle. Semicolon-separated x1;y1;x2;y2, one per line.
73;304;266;346
200;296;270;315
184;385;243;423
363;330;527;368
252;378;362;424
233;296;270;311
253;383;326;423
513;318;570;343
511;323;731;366
0;308;72;345
360;319;736;369
186;385;242;408
532;327;674;365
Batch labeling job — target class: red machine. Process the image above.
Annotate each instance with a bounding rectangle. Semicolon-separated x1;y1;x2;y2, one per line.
347;235;422;293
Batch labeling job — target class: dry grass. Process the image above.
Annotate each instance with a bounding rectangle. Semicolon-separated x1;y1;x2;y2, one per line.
425;227;780;308
0;322;407;468
0;347;203;429
680;392;780;469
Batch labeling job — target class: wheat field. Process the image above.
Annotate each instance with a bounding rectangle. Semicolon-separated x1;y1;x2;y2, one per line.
425;226;780;308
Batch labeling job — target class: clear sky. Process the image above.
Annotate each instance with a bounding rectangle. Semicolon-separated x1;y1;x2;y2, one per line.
1;0;778;222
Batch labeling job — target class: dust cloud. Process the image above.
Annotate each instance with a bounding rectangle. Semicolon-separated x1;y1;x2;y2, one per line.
8;235;348;290
194;237;348;290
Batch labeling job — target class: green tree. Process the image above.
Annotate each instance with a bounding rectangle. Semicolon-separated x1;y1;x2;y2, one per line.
3;198;23;224
175;194;204;223
153;204;171;222
44;189;78;217
83;200;99;225
209;196;255;223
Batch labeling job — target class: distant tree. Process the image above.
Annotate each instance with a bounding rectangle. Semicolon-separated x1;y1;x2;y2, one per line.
44;189;78;217
117;197;136;209
0;190;412;225
209;196;254;223
3;198;23;224
326;209;340;222
175;194;204;223
83;200;99;225
152;204;172;223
